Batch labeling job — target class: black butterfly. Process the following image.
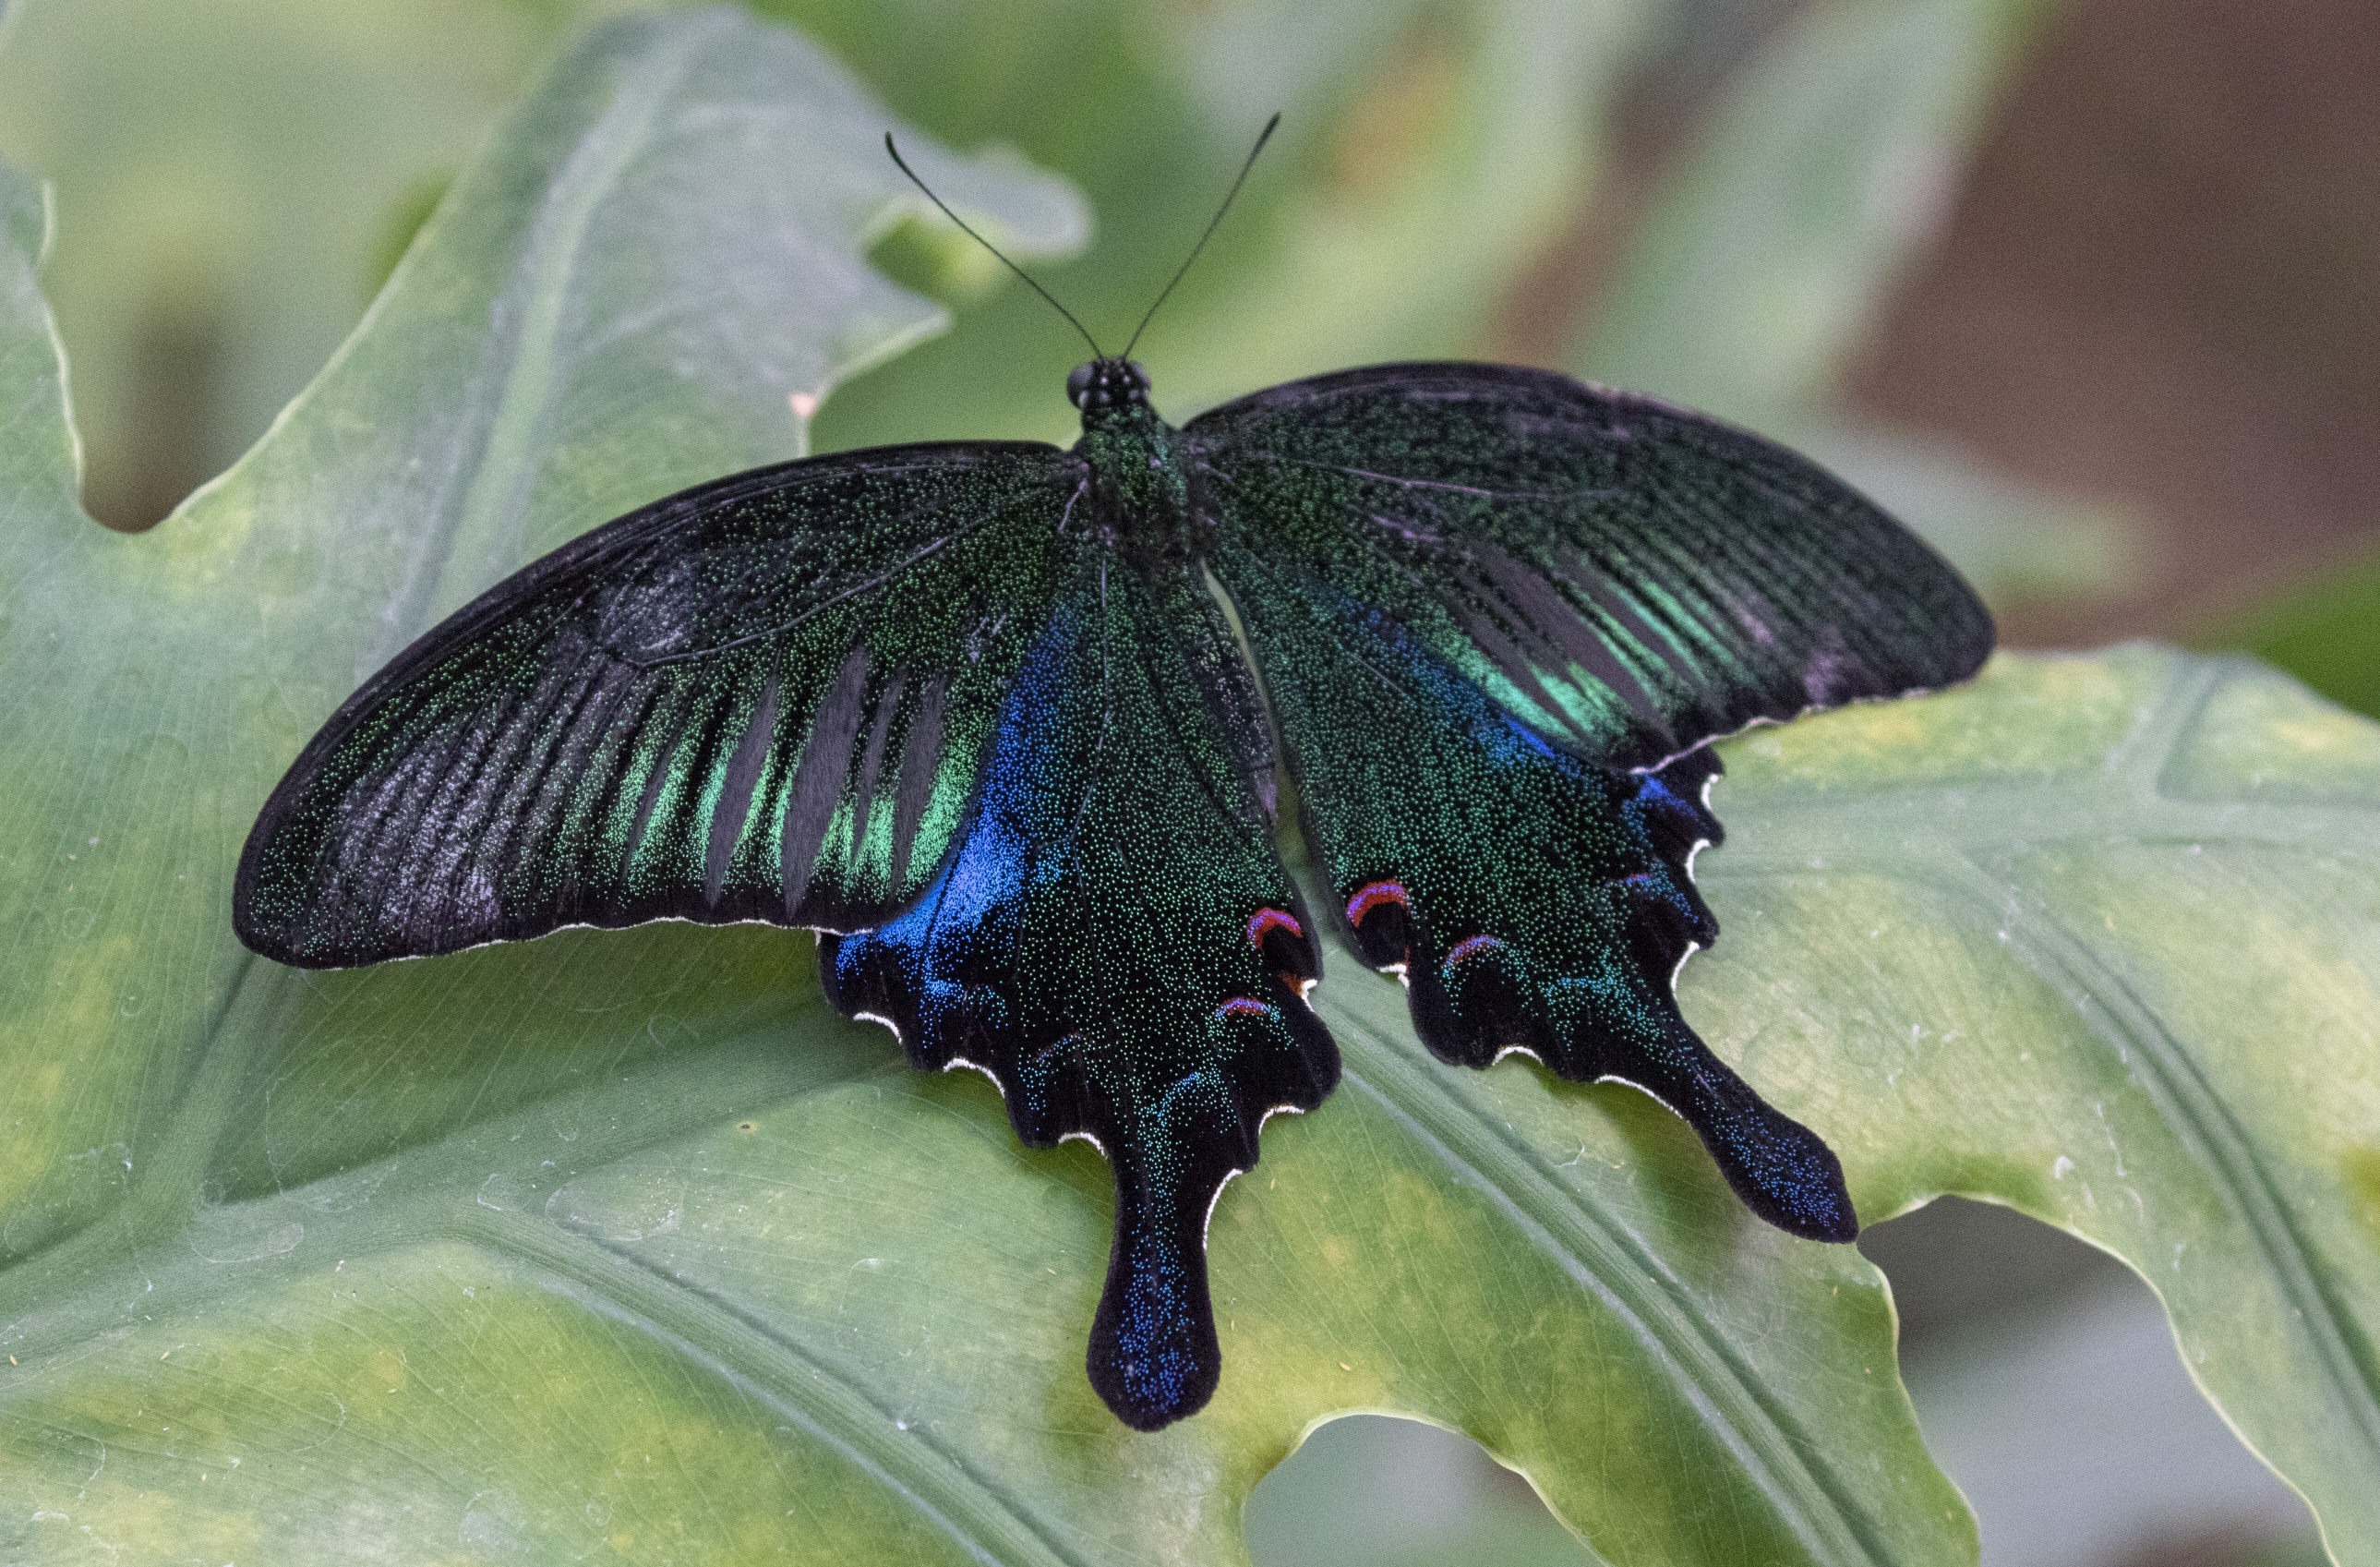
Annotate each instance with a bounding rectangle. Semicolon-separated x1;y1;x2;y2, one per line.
234;126;1991;1431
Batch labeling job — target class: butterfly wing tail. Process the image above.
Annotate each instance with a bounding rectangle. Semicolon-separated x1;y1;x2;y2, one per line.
1604;1010;1857;1241
1084;1089;1240;1430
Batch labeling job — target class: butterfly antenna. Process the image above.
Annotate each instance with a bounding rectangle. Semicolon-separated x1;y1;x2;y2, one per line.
884;133;1103;360
1121;113;1280;362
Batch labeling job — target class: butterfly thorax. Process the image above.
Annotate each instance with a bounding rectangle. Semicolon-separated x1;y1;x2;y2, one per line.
1069;358;1209;574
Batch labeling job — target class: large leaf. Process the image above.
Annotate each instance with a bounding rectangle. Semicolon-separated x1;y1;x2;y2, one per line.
1706;648;2379;1562
0;0;583;522
3;11;2376;1567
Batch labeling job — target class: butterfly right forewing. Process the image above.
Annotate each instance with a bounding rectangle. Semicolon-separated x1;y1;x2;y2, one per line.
235;442;1086;968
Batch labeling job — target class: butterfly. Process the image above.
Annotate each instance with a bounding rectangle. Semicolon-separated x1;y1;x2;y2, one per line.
233;123;1992;1431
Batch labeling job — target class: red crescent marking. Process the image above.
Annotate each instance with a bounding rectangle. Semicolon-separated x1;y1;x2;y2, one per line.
1245;907;1304;948
1345;881;1411;924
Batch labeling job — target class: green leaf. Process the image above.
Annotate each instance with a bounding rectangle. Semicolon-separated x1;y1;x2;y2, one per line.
0;0;583;519
3;12;2376;1567
2203;541;2380;721
1704;648;2380;1561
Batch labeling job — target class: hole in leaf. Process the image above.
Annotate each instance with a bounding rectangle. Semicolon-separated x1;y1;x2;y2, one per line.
1861;1196;2325;1566
1243;1414;1598;1566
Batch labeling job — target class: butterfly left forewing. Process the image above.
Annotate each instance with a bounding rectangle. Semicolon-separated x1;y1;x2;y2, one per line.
235;443;1083;966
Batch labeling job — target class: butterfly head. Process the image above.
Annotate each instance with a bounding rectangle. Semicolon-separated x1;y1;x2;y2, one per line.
1068;357;1152;415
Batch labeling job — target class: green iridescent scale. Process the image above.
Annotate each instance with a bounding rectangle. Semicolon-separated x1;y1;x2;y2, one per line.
236;356;1990;1432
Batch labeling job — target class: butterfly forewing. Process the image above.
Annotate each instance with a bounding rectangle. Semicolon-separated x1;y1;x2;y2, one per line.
1191;362;1991;771
235;443;1085;967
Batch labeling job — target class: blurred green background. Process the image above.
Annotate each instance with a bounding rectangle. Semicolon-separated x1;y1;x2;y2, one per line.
1;0;2370;1562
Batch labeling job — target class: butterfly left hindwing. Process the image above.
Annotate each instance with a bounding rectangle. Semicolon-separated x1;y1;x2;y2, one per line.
235;431;1343;1432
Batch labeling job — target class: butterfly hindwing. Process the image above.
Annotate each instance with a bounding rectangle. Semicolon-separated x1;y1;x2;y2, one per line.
1210;559;1855;1237
236;443;1085;966
1199;364;1989;1240
824;567;1332;1429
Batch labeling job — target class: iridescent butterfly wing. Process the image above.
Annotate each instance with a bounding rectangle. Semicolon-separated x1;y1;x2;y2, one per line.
234;435;1336;1432
1193;363;1993;1242
823;561;1335;1430
236;444;1088;962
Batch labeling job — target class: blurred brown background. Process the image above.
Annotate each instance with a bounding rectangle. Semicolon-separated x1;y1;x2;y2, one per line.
1507;0;2380;654
1845;0;2380;649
